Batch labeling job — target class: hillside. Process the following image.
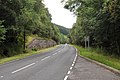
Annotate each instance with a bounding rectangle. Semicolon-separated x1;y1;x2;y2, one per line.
54;24;70;35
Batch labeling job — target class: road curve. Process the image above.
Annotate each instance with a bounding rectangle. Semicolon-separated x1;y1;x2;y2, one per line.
68;56;120;80
0;44;76;80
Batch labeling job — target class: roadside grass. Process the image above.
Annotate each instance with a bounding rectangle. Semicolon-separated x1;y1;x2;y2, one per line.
26;34;38;45
0;45;59;65
73;45;120;70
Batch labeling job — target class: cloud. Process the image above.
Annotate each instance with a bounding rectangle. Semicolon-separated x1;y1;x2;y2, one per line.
43;0;76;28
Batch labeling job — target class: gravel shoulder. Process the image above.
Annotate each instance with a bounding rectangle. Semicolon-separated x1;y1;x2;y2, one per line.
68;56;120;80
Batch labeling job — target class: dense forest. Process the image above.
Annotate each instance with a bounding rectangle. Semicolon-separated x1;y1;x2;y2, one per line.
0;0;68;58
64;0;120;56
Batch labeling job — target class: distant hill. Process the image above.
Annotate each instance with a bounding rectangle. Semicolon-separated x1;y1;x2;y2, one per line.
54;24;70;35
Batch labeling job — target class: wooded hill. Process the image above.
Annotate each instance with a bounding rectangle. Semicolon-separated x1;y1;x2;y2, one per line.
51;23;69;44
54;24;70;35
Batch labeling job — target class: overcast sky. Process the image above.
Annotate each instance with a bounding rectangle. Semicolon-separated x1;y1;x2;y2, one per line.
43;0;76;28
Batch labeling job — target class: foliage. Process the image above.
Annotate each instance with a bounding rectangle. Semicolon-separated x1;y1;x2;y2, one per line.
0;21;6;42
0;0;66;58
64;0;120;56
74;45;120;70
0;45;58;63
51;24;69;44
55;24;70;35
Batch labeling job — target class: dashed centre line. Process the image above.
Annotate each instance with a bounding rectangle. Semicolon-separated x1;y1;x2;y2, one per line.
1;45;73;80
53;53;57;55
41;56;50;61
11;63;35;74
0;46;64;79
11;52;58;74
11;51;58;75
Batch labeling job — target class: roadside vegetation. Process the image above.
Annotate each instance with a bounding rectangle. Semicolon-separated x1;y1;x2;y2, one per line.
26;34;38;45
1;0;120;70
74;45;120;70
0;45;59;64
0;0;69;59
64;0;120;69
64;0;120;56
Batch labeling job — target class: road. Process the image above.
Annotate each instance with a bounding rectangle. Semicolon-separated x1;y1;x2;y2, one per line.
68;56;120;80
0;44;77;80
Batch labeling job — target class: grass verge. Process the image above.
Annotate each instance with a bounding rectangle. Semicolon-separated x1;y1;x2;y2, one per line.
26;34;38;45
0;45;59;65
73;45;120;70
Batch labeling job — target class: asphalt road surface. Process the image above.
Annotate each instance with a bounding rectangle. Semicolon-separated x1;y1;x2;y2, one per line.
0;44;76;80
68;56;120;80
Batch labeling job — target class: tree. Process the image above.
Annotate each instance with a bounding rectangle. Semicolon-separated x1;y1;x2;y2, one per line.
64;0;120;55
0;21;6;43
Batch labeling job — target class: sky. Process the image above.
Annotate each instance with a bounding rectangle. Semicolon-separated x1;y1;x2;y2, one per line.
43;0;77;28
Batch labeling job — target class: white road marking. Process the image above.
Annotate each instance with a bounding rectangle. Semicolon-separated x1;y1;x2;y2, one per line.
73;61;75;64
70;67;73;70
72;63;74;67
76;54;77;58
41;56;50;61
73;54;77;62
67;71;71;75
53;53;57;55
64;75;68;80
12;63;35;74
73;59;76;62
63;47;78;80
1;76;3;78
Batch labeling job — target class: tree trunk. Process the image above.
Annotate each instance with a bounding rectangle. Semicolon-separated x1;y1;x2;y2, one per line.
23;27;26;50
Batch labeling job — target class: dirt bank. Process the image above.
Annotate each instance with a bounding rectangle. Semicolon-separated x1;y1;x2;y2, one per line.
27;38;57;49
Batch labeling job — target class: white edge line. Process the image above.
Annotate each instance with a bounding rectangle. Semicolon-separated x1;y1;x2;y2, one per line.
73;57;76;62
12;63;35;74
1;76;3;78
72;63;74;67
64;76;68;80
73;48;78;62
67;71;71;75
73;61;75;64
63;47;78;80
70;67;73;70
